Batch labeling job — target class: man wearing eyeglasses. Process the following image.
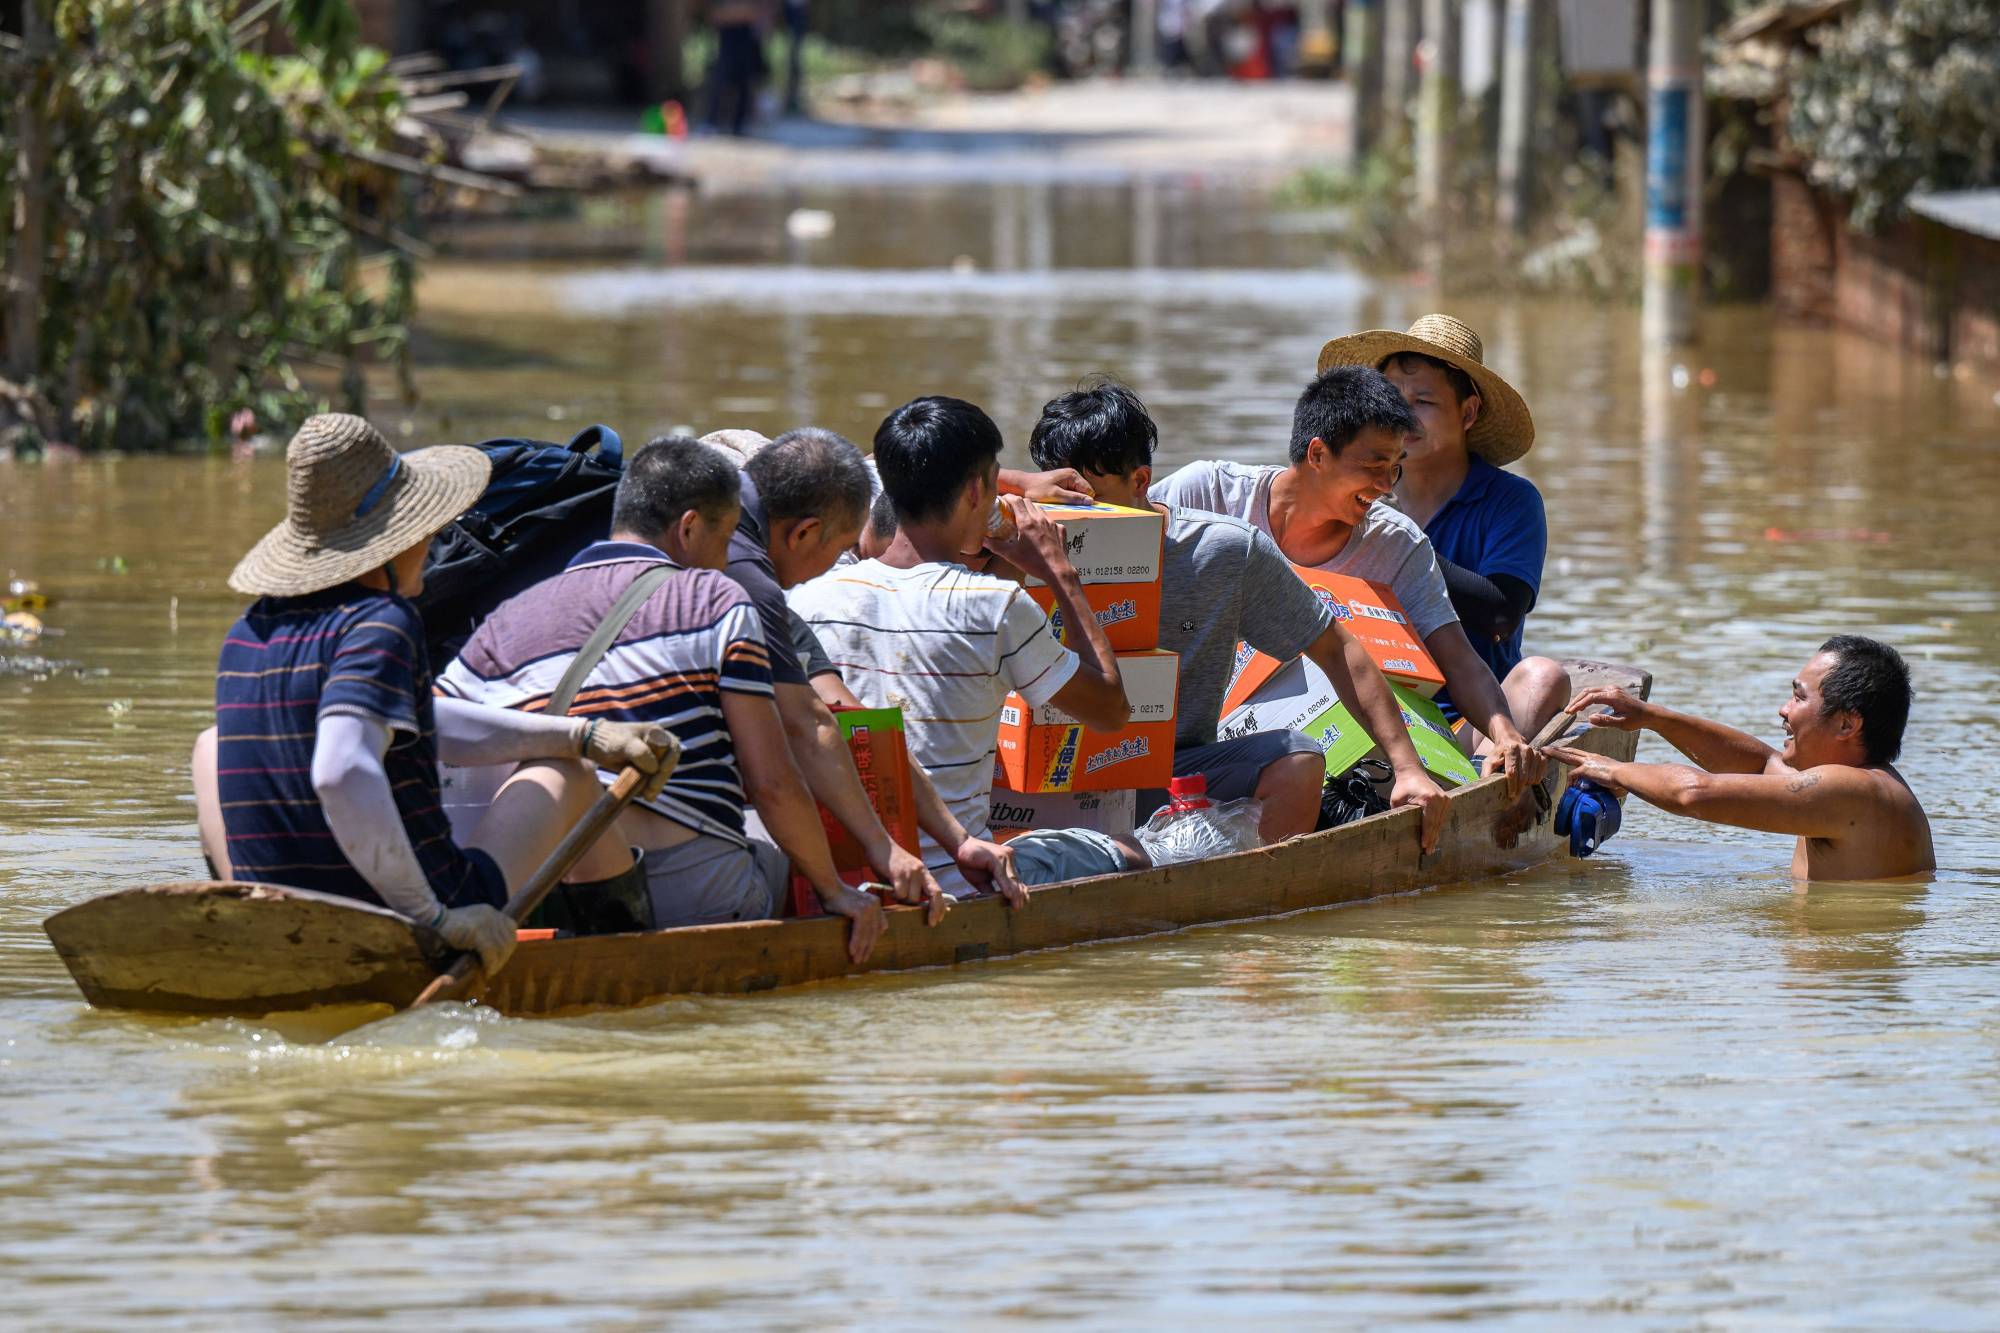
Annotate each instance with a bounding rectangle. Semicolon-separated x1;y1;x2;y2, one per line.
1152;364;1544;800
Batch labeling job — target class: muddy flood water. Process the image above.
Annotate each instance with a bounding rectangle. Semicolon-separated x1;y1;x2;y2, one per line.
5;180;2000;1328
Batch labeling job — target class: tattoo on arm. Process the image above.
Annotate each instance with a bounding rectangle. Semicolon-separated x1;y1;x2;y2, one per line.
1785;771;1822;795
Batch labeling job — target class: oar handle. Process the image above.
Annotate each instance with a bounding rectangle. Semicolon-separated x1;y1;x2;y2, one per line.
410;758;659;1009
1533;700;1589;748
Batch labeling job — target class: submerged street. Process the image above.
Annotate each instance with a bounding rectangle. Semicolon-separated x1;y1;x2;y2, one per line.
4;175;1999;1326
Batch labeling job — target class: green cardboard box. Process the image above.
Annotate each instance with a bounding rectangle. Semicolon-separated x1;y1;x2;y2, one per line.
1216;658;1479;787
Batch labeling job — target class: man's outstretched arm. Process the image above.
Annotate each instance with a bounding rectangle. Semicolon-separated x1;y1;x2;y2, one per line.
1571;686;1781;775
1548;745;1872;839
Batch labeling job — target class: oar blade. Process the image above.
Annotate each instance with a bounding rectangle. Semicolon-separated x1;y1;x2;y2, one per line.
43;881;443;1016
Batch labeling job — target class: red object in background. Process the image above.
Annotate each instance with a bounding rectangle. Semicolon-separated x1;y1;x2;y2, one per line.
787;707;919;918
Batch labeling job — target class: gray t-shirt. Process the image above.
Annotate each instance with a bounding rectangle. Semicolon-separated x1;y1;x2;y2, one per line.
789;610;837;681
1158;504;1333;746
1152;459;1460;640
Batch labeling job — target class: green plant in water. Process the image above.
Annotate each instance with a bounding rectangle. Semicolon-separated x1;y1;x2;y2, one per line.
1786;0;2000;231
0;0;420;451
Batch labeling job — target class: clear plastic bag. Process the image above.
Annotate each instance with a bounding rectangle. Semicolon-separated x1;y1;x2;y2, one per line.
1136;795;1264;865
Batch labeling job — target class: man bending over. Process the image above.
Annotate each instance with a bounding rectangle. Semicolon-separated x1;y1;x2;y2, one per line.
1550;636;1934;880
1027;380;1450;850
437;436;888;962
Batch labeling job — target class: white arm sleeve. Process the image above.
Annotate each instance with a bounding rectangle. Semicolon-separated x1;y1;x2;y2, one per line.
312;713;443;921
434;697;587;767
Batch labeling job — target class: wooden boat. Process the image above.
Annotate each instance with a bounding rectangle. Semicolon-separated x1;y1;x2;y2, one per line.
44;659;1647;1020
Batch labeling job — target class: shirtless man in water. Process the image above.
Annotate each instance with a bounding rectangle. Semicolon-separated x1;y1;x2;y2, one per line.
1548;636;1934;880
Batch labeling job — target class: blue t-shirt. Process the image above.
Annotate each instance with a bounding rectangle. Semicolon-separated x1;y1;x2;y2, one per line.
214;584;503;909
1423;456;1548;708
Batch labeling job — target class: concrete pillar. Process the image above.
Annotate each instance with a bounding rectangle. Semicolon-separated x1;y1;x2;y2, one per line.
1414;0;1461;218
1345;0;1384;157
1642;0;1704;346
1495;0;1538;232
1130;0;1160;72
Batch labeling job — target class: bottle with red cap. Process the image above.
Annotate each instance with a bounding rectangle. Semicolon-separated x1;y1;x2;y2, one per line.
1137;772;1262;865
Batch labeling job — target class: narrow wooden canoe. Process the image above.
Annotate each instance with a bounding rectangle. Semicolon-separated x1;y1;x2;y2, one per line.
45;659;1647;1019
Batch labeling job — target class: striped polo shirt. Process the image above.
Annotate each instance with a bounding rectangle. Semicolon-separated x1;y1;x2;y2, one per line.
214;585;501;908
435;541;774;845
788;558;1078;895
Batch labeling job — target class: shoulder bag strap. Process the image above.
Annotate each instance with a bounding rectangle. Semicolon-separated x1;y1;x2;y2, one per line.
546;563;677;717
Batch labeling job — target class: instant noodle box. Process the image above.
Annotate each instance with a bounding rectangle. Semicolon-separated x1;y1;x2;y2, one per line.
788;706;920;917
987;787;1139;842
1218;657;1478;787
995;649;1179;792
1019;501;1164;652
1220;566;1445;713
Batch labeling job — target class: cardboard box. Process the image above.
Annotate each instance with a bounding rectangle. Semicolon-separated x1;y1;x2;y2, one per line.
1018;501;1164;651
1025;581;1158;652
987;787;1139;842
788;706;920;917
995;649;1179;792
1015;501;1165;586
1221;566;1446;713
1218;657;1478;787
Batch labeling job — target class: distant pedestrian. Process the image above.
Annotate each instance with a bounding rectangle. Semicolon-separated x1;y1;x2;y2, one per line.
705;0;771;136
782;0;809;116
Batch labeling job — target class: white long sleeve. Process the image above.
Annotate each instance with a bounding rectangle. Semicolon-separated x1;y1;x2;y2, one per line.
433;697;587;768
311;713;440;921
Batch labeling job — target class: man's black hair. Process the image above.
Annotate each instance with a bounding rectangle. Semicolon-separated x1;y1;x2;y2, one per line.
1028;378;1158;478
612;435;740;537
872;396;1003;525
1289;365;1420;465
1817;635;1913;765
1380;351;1479;408
748;426;873;531
867;489;898;544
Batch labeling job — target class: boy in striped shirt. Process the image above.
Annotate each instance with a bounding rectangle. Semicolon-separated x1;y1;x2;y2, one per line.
791;397;1146;898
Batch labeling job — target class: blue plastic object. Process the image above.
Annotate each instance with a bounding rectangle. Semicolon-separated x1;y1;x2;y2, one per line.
1554;777;1622;858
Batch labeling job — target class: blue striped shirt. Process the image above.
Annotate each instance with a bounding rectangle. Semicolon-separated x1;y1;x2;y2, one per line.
214;585;501;908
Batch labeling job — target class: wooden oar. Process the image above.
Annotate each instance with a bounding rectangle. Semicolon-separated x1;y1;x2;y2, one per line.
410;754;668;1009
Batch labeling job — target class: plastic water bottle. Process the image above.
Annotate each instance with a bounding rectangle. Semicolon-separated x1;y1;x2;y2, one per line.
1136;775;1263;865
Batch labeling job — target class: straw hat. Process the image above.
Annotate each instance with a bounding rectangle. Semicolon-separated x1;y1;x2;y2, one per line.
228;414;490;596
1316;314;1535;465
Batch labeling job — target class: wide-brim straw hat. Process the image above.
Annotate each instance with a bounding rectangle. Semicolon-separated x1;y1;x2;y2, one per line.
229;414;490;597
1316;313;1535;466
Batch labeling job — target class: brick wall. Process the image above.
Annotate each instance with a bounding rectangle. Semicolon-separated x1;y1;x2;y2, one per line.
1770;175;2000;371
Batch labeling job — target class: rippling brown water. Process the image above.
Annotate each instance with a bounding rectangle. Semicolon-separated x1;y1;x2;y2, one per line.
4;181;2000;1326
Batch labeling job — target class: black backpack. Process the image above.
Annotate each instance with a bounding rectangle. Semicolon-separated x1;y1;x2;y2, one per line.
416;425;624;663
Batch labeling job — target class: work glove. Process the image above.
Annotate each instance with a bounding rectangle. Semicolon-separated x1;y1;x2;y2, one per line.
579;721;682;801
433;903;519;974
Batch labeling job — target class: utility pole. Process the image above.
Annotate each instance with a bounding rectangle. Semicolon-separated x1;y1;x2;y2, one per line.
1381;0;1422;145
1345;0;1384;157
1642;0;1703;346
1130;0;1159;73
1495;0;1538;233
1414;0;1461;218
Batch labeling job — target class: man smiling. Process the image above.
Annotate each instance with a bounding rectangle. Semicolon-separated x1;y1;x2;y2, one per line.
1550;636;1934;880
1152;365;1543;799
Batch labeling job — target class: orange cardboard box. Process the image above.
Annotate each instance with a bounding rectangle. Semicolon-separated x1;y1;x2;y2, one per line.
995;649;1179;793
788;706;919;918
1024;581;1159;652
1221;567;1445;715
1018;502;1163;651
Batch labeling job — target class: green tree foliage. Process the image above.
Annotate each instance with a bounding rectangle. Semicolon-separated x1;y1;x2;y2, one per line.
0;0;417;450
1786;0;2000;231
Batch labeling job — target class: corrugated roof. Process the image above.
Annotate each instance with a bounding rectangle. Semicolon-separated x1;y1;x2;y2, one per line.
1908;190;2000;243
1718;0;1858;46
